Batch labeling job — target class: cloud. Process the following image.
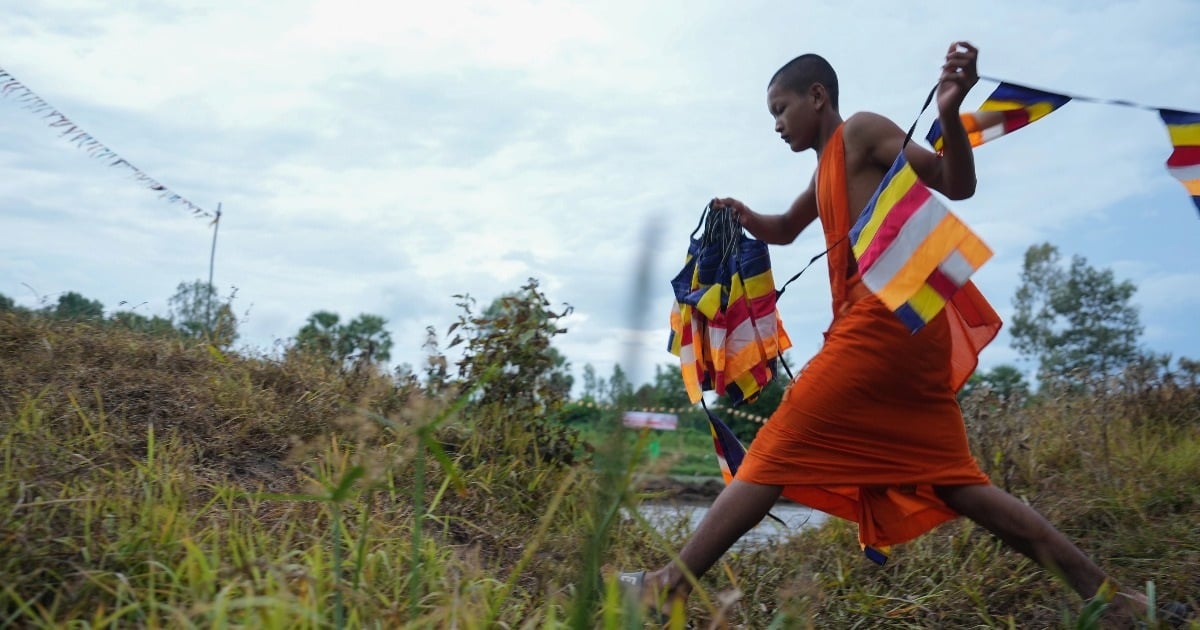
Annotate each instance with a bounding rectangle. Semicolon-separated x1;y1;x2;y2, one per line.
3;0;1198;390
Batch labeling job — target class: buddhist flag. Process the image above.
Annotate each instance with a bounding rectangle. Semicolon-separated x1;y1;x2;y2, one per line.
1160;109;1200;215
849;154;993;332
704;405;746;485
669;204;791;405
926;82;1071;151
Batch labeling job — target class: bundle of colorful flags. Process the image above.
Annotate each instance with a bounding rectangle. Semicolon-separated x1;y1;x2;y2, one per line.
667;206;793;538
667;203;792;405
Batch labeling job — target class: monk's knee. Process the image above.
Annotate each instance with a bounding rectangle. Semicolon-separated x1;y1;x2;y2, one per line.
932;483;981;514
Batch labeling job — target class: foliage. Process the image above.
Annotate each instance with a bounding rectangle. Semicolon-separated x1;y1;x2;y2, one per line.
607;363;634;407
1011;243;1143;387
959;364;1031;407
581;362;605;401
293;310;394;366
49;290;105;320
0;300;1198;628
449;278;580;466
559;398;606;426
1;285;238;344
109;310;176;336
168;279;239;348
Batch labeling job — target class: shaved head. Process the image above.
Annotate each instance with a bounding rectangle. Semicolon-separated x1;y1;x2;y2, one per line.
769;54;839;110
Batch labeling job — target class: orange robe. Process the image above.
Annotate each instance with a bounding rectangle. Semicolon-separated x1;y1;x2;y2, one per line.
736;123;1002;551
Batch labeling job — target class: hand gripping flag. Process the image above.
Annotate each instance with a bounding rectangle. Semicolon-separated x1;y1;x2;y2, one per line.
926;82;1071;151
668;203;792;405
852;81;1066;333
849;154;994;332
1160;109;1200;215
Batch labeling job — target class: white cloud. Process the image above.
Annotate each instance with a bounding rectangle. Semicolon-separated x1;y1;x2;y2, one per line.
3;0;1199;391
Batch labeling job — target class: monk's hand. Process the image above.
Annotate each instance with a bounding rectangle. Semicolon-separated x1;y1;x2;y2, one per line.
937;41;978;116
714;197;755;228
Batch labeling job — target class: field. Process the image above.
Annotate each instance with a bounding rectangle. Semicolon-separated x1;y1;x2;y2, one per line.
1;312;1197;628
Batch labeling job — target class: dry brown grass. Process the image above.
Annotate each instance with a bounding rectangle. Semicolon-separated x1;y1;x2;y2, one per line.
0;311;1197;628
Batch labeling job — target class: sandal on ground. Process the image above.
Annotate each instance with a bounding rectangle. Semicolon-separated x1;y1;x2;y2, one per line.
1157;601;1194;628
1133;600;1195;629
609;570;692;627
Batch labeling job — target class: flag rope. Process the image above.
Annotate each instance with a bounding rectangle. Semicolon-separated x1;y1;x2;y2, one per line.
0;66;212;218
978;75;1178;112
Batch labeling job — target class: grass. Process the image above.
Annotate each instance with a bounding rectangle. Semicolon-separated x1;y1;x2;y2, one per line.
1;311;1198;628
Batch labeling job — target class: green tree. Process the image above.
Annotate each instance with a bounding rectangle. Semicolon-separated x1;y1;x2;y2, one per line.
338;314;393;364
559;401;604;426
581;363;605;401
959;364;1030;405
460;282;576;406
608;364;633;408
650;364;691;411
421;325;450;394
563;363;610;429
295;311;341;359
542;347;574;404
1011;243;1142;386
51;291;104;321
168;280;238;348
294;310;394;366
1179;357;1200;388
0;293;16;312
110;311;176;336
450;278;579;464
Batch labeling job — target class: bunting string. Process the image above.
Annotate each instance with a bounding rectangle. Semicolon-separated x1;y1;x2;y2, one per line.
0;66;212;219
572;399;773;425
928;76;1200;214
978;75;1177;112
849;74;1199;332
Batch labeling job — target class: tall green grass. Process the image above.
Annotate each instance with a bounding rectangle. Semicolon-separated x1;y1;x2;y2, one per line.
1;311;1197;628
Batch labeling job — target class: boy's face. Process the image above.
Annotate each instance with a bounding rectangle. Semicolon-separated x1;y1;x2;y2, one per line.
767;81;820;152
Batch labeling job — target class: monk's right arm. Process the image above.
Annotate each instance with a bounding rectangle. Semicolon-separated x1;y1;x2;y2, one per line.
718;182;818;245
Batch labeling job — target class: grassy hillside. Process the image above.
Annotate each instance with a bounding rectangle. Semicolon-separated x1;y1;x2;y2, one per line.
1;312;1197;628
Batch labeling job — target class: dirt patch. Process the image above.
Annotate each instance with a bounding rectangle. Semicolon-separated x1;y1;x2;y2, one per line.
636;475;724;502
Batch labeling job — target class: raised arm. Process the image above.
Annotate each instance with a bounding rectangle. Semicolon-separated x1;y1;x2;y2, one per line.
716;179;819;245
853;42;981;200
924;41;980;199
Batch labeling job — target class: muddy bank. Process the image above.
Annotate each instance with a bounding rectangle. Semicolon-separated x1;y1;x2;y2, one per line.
635;475;725;502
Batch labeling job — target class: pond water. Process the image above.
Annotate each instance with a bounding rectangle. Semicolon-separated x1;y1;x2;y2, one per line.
634;502;827;547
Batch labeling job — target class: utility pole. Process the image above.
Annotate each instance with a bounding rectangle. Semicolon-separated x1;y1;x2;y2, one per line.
206;202;222;335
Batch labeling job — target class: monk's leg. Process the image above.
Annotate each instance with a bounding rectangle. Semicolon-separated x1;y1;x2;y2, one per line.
645;479;783;599
934;484;1145;618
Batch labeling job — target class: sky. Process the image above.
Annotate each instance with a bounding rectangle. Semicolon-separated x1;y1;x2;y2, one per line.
2;0;1198;390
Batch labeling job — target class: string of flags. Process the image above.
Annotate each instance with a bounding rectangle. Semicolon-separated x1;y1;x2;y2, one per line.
1161;109;1200;212
851;78;1200;334
571;398;773;425
0;66;213;219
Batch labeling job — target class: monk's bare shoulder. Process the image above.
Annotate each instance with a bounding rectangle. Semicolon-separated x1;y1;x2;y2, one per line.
841;112;904;169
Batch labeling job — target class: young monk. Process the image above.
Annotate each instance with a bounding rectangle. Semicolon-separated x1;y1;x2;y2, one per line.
624;42;1166;625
